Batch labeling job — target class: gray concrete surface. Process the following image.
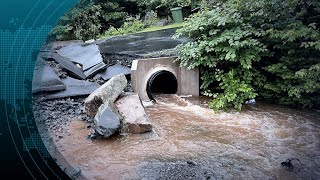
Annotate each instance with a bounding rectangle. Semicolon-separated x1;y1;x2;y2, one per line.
50;52;87;80
98;28;187;57
99;64;131;80
57;43;105;71
32;58;66;94
45;77;100;100
131;57;199;101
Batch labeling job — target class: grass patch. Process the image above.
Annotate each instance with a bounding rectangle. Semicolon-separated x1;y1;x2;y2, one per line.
98;22;184;39
138;23;184;33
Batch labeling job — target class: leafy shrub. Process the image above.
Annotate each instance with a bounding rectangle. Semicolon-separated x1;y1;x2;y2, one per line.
49;0;130;41
143;10;158;27
175;7;268;110
102;16;145;37
175;0;320;110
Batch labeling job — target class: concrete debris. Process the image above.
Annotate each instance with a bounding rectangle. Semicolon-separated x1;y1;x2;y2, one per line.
116;94;152;134
57;43;104;71
84;62;107;79
38;51;54;60
45;77;100;100
85;74;127;117
99;64;131;81
33;97;87;140
50;53;87;80
34;56;47;70
32;58;66;94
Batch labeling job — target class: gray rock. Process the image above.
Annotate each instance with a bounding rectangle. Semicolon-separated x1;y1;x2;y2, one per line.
116;94;152;134
32;58;66;94
99;64;131;81
85;74;127;117
57;43;104;71
93;102;121;138
45;77;100;100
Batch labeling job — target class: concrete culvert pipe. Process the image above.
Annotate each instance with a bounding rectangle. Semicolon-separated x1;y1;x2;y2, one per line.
146;70;178;101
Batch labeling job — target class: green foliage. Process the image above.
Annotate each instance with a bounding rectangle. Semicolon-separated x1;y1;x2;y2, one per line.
50;0;129;41
102;16;145;37
175;7;268;110
176;0;320;110
146;0;192;8
143;10;158;27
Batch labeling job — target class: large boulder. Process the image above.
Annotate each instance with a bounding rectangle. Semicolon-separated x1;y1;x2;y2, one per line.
92;102;121;138
85;74;127;117
116;94;152;134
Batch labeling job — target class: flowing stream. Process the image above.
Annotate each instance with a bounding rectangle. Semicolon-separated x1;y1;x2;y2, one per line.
56;94;320;179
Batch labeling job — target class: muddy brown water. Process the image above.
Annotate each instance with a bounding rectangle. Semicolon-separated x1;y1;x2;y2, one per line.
55;94;320;179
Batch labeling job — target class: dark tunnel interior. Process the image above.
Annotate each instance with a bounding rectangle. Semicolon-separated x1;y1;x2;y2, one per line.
147;70;178;100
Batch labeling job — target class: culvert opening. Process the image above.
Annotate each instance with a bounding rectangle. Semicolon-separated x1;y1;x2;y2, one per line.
147;70;178;101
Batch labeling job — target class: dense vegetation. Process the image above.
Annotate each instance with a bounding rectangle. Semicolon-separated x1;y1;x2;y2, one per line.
49;0;199;41
175;0;320;110
49;0;134;40
50;0;320;110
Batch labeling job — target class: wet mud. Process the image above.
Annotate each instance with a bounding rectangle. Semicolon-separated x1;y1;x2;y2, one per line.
38;95;320;179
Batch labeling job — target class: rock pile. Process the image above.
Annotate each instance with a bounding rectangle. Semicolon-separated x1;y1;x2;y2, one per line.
85;74;127;138
85;74;127;117
85;75;153;138
34;30;184;139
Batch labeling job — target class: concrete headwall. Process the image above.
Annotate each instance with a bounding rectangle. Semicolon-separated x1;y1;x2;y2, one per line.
131;57;199;101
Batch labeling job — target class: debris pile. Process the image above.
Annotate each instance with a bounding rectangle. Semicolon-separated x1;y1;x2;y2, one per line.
33;39;156;139
85;74;127;138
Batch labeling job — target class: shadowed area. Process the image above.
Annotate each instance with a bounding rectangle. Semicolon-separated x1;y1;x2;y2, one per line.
147;70;178;100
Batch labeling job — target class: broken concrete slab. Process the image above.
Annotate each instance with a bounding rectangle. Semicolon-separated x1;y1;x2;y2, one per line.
50;53;87;80
38;51;54;60
116;94;152;134
92;102;121;138
34;56;47;70
44;77;100;100
84;62;107;79
99;64;131;81
85;74;127;117
32;59;66;94
56;43;104;71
